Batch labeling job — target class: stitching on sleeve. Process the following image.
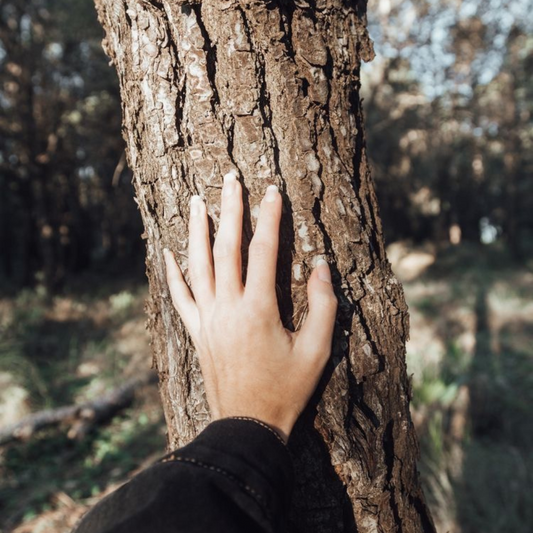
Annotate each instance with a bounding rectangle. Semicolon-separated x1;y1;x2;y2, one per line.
158;453;272;521
227;416;288;448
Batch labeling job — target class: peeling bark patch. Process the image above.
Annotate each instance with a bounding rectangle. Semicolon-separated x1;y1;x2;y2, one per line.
297;217;316;253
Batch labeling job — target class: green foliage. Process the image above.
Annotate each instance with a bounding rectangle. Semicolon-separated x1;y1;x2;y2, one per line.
109;291;136;318
0;413;165;525
441;341;470;386
405;245;533;533
0;281;163;530
414;374;459;408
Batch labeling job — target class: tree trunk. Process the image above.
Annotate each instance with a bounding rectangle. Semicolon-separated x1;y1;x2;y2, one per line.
93;1;435;531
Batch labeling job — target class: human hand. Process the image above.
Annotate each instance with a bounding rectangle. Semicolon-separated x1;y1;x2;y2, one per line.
163;173;338;443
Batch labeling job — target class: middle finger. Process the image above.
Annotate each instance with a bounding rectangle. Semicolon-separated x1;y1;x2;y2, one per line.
213;172;244;300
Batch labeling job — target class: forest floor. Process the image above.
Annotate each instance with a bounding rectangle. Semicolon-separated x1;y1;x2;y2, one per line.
0;242;532;533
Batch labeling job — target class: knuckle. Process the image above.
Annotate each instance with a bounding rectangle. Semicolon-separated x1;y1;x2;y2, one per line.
244;305;266;324
245;291;275;314
170;295;184;315
316;292;338;310
212;240;236;260
249;239;274;258
189;240;205;255
187;267;204;288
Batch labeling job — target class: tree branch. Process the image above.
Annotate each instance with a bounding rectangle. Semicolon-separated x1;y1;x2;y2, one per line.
0;371;158;446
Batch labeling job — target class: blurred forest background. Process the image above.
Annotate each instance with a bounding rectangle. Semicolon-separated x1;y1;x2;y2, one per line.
0;0;531;532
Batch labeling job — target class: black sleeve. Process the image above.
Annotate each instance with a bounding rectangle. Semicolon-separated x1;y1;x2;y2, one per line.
72;417;294;533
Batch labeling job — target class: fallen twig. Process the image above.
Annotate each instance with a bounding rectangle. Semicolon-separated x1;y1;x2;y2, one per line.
0;371;158;446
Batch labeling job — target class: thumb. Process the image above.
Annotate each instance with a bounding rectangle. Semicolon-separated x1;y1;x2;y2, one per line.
295;259;338;363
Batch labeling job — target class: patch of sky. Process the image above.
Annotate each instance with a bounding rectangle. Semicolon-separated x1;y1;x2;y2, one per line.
487;123;499;136
52;71;85;90
475;51;502;85
80;42;91;61
459;1;478;18
79;166;95;180
366;0;531;101
479;217;499;244
44;42;64;61
20;14;32;43
0;92;10;108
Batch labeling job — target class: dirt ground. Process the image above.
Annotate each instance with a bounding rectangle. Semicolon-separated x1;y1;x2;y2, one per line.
1;242;532;533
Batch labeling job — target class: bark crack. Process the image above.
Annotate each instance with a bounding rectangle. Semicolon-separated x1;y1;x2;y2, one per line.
280;1;297;60
238;6;284;183
191;4;221;110
384;420;404;533
410;495;437;533
355;304;385;374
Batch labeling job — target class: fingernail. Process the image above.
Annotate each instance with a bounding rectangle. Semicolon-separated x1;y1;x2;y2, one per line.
190;195;202;215
223;173;236;196
265;184;278;202
317;258;332;283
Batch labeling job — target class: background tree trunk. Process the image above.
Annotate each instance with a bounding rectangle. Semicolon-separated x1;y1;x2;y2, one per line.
93;1;435;531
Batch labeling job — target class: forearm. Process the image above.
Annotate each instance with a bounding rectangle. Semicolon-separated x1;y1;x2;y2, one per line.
73;418;294;533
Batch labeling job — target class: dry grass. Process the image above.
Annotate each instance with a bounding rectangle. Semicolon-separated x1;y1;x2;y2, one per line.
1;242;532;532
0;280;166;533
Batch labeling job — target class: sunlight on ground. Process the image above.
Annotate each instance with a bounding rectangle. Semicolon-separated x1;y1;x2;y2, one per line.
389;242;533;533
387;241;436;281
0;282;166;532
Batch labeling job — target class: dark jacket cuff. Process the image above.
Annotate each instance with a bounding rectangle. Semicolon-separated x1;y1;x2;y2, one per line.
160;417;294;527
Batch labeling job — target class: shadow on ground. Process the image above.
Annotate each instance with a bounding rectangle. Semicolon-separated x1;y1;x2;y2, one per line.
403;244;533;533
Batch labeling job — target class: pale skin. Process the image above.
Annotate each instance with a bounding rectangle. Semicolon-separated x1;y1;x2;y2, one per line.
163;172;338;444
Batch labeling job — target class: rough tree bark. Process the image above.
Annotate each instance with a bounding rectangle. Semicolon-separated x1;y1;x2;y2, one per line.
93;1;435;531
